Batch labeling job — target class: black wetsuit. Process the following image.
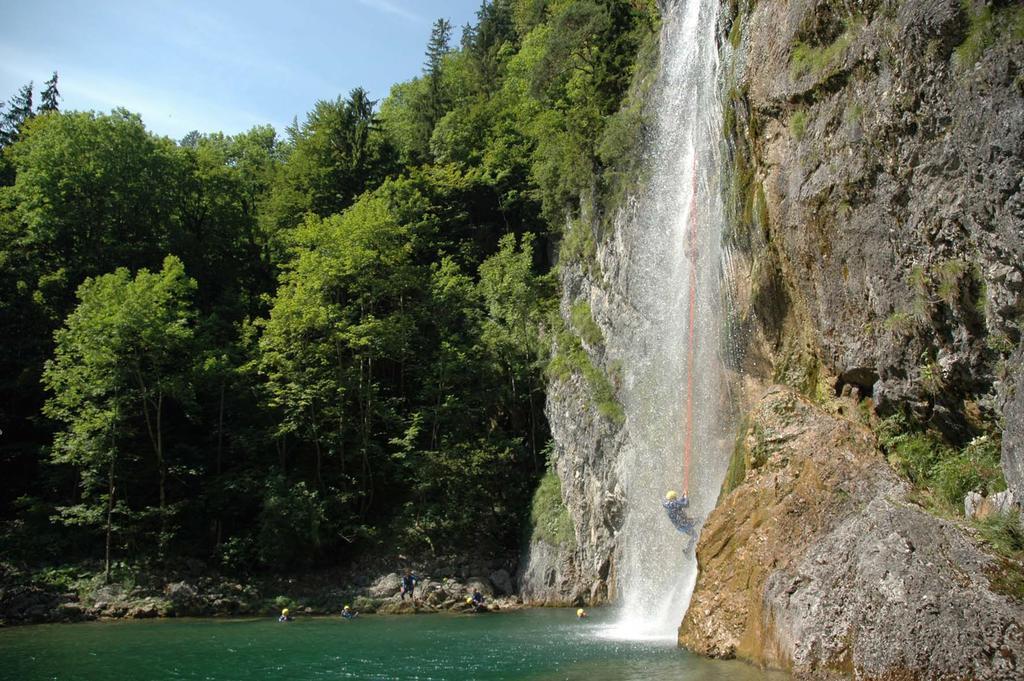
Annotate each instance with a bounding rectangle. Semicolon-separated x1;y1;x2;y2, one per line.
400;574;417;600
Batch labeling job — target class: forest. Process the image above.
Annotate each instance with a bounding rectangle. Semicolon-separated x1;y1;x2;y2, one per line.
0;0;658;579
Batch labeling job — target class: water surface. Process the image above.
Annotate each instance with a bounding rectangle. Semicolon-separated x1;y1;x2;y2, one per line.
0;609;787;681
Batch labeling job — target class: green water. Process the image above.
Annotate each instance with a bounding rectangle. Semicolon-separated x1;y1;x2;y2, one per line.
0;609;786;681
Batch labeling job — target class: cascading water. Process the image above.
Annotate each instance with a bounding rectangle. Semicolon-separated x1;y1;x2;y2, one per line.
603;0;731;639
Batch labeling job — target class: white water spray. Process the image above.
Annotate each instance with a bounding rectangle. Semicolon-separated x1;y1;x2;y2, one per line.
602;0;730;640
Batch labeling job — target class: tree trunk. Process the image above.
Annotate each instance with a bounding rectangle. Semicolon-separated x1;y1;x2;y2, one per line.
156;389;166;557
215;380;225;549
431;360;444;450
311;402;324;490
216;381;225;476
105;459;115;584
157;389;165;511
135;371;167;555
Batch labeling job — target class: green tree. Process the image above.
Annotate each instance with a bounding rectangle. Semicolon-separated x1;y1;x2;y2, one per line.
425;18;454;132
478;232;552;462
39;72;60;113
264;88;395;231
378;78;433;165
462;1;518;94
2;110;180;321
0;82;33;147
0;111;186;538
171;129;278;319
43;256;197;565
259;191;420;553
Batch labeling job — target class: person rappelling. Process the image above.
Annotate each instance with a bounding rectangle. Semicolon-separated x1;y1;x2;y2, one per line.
663;153;701;555
663;490;698;552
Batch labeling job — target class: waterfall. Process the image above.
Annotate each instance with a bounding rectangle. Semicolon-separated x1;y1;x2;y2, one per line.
604;0;730;640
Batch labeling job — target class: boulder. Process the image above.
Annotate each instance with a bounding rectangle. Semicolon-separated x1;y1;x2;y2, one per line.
376;598;432;615
351;596;381;614
369;573;401;598
56;602;85;620
966;491;984;518
164;581;197;604
980;491;1019;520
127;603;158;619
212;598;240;615
680;387;1024;680
164;581;202;615
488;569;514;595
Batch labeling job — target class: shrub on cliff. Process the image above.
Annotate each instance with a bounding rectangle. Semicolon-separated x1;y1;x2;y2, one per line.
877;414;1006;512
528;468;574;547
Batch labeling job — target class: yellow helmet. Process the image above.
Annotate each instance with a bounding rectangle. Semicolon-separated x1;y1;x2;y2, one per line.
343;605;350;610
666;490;678;501
282;608;289;615
466;597;473;604
576;608;585;617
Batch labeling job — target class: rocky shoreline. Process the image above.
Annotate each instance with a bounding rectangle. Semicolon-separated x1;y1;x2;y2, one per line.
0;558;525;626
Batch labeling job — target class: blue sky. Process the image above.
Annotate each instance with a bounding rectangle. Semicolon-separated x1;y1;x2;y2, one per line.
0;0;483;140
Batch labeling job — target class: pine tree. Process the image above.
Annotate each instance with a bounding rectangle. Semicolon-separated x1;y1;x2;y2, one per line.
0;82;33;147
466;0;516;93
40;72;60;112
423;18;452;135
423;18;452;79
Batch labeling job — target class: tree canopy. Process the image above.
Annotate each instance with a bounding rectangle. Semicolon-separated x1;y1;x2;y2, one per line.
0;0;658;574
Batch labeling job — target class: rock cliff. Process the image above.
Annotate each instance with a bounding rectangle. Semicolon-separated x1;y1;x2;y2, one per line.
675;0;1024;675
680;386;1024;679
529;5;1024;674
722;0;1023;459
518;247;632;605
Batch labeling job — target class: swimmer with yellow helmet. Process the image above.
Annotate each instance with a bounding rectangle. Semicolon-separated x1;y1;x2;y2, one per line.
464;587;487;613
663;490;698;552
278;608;292;622
576;608;587;619
341;604;358;619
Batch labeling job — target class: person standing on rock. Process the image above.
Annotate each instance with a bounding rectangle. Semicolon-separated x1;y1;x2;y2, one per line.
663;490;698;552
400;569;418;601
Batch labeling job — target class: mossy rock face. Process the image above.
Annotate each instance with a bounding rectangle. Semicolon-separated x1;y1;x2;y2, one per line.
376;599;435;615
720;0;1023;468
528;470;575;549
721;419;751;497
351;596;382;613
680;387;1024;679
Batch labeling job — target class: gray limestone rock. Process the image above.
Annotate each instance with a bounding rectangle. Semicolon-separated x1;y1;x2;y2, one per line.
680;386;1024;679
369;573;401;598
1003;357;1024;498
488;569;514;596
723;0;1023;431
966;490;984;518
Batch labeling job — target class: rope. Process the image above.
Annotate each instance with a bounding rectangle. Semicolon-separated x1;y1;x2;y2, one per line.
682;154;698;496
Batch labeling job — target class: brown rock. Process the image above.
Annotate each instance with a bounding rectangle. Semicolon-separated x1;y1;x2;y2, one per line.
680;387;1024;680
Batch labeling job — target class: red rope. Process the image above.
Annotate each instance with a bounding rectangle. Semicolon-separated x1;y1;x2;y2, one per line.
683;155;698;496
